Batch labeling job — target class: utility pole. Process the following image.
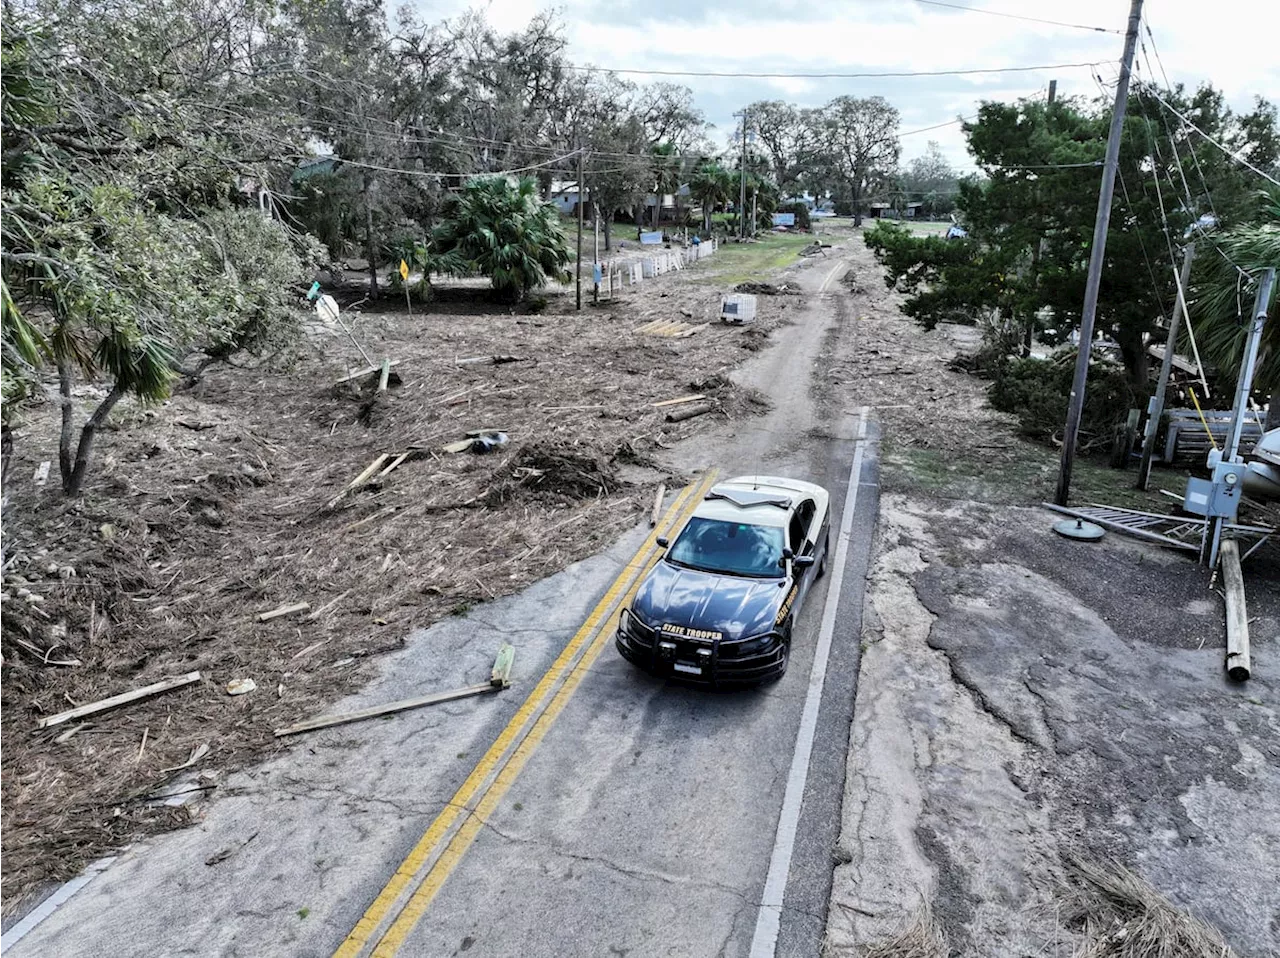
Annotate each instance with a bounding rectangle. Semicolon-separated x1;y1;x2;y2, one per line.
1224;269;1275;462
1047;79;1057;105
1054;0;1144;506
738;110;748;240
1136;243;1195;489
575;147;584;311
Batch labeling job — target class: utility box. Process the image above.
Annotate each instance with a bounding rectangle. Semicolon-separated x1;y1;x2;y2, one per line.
1183;460;1248;519
720;294;757;325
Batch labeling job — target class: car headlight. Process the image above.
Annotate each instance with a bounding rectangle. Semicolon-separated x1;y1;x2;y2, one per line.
735;632;778;655
620;608;655;640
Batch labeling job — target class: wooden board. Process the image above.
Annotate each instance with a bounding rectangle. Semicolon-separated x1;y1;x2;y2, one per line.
273;683;498;737
36;672;202;729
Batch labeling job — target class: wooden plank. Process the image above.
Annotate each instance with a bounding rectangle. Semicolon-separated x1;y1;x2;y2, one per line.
377;358;391;392
336;361;400;385
650;483;666;528
674;323;711;339
273;683;498;737
665;402;713;423
651;394;706;408
257;602;311;622
1220;539;1251;681
36;672;202;729
490;643;515;688
442;439;474;454
377;452;410;479
325;454;391;509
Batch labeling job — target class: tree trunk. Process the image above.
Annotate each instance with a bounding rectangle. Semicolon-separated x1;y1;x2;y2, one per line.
58;359;76;487
363;174;379;298
604;213;613;253
1267;390;1280;431
852;181;863;228
62;381;126;496
1118;334;1149;391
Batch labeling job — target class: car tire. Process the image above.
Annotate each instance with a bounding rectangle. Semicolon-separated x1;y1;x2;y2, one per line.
817;533;830;578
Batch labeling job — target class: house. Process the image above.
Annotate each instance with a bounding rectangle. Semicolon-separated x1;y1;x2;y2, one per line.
549;179;593;217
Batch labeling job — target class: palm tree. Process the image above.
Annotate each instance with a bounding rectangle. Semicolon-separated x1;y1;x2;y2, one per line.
651;143;681;229
432;177;572;304
690;162;732;235
1189;191;1280;426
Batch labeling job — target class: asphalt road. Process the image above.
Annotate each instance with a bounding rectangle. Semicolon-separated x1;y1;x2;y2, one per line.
5;248;880;958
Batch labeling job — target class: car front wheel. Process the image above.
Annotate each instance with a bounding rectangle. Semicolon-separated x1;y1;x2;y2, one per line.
817;533;830;578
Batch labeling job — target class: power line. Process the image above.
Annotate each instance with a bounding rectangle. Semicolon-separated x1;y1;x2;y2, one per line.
565;60;1104;80
912;0;1122;35
1144;90;1280;189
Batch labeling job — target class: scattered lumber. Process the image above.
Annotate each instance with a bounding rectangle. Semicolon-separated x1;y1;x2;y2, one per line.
455;355;522;366
274;683;499;737
665;402;713;423
36;671;202;729
674;323;711;339
257;602;310;622
650;483;666;527
336;361;400;385
651;394;705;408
34;461;51;486
377;452;411;479
442;439;474;454
324;453;390;508
377;358;391;392
1220;539;1251;681
275;644;515;737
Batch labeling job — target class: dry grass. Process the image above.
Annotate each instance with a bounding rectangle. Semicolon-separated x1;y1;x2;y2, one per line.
0;277;790;910
1063;859;1237;958
836;906;947;958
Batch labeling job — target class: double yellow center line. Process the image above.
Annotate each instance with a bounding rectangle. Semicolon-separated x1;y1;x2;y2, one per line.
334;470;720;958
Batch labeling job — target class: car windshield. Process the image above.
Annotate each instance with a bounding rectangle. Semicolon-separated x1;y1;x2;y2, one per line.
666;517;784;578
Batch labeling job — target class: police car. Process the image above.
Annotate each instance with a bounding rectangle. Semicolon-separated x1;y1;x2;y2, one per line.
615;476;830;685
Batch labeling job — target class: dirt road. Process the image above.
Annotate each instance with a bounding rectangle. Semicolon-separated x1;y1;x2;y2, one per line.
4;234;883;958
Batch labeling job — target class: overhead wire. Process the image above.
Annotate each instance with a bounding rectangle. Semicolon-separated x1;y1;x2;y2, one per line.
911;0;1122;35
562;60;1104;80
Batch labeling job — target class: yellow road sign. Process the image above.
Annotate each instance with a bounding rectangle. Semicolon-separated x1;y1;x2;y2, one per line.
399;259;409;281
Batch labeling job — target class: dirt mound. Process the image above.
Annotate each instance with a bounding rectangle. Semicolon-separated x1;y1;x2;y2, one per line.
488;443;622;504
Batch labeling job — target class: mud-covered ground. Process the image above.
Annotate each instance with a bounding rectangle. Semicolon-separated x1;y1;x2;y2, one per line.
824;236;1280;956
0;264;792;911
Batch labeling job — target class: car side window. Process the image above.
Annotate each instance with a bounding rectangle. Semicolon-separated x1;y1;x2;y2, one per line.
793;496;814;550
790;499;815;552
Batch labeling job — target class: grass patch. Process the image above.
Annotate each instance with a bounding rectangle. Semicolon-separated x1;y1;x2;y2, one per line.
708;233;814;285
882;439;1184;511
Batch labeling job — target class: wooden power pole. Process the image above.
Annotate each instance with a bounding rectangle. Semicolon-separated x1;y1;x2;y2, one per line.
1054;0;1144;506
1136;243;1195;489
739;110;748;240
576;147;584;311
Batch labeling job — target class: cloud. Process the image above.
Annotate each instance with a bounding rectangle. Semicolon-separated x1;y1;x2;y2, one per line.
419;0;1280;169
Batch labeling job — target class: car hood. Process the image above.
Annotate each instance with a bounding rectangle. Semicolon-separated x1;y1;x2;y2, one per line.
633;560;784;640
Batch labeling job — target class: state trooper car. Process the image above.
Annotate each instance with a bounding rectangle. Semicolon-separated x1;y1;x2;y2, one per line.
615;476;831;685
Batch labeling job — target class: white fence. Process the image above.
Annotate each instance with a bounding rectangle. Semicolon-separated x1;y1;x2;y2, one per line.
594;238;718;300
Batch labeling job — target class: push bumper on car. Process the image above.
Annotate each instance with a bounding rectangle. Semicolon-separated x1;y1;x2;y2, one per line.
615;610;787;684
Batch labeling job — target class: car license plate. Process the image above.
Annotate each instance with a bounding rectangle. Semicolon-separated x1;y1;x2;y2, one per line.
673;662;702;675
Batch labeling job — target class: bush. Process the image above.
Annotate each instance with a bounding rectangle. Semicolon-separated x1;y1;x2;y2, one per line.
989;353;1140;454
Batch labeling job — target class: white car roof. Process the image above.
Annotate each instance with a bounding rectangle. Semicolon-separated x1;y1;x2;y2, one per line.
690;477;819;528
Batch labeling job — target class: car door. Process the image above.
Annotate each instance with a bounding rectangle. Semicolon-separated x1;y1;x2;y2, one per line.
788;498;818;605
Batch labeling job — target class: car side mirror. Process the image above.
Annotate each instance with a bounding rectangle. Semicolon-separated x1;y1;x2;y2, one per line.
794;555;816;569
656;536;669;548
782;547;795;560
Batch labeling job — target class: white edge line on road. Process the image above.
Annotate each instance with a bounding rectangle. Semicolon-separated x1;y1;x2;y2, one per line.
0;856;117;954
748;407;870;958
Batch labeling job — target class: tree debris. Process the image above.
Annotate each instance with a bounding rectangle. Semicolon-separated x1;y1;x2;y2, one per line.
36;672;202;729
650;483;666;528
256;602;310;622
651;394;706;408
665;402;714;423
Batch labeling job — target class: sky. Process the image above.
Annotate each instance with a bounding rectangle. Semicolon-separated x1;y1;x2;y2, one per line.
416;0;1280;173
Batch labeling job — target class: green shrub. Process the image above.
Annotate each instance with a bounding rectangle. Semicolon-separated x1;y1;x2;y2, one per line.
989;353;1140;454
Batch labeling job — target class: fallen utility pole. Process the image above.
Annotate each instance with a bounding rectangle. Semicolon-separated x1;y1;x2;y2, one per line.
1220;539;1250;681
1054;0;1144;506
1137;243;1196;489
